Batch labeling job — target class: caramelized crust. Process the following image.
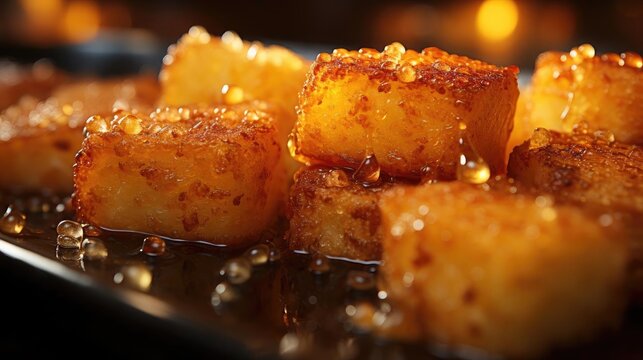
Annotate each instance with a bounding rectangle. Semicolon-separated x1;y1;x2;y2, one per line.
0;60;65;111
74;103;287;245
292;44;519;178
0;76;159;194
508;128;643;301
380;180;628;358
511;45;642;148
160;26;309;152
287;167;389;261
508;129;642;213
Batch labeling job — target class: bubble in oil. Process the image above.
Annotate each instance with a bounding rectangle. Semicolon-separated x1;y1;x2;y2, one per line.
347;270;375;291
220;257;252;284
211;281;238;307
352;154;380;184
456;140;490;185
309;253;331;274
57;220;83;240
141;236;166;256
57;235;81;249
0;206;26;235
114;264;153;291
244;244;270;266
83;224;102;237
82;238;108;260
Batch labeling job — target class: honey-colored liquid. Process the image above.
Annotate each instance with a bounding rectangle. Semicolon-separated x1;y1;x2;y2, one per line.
0;193;641;359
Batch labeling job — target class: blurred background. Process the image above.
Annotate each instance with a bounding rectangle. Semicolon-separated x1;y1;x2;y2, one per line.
0;0;641;74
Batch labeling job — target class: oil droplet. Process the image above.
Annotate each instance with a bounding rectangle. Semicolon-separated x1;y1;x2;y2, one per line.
82;238;108;260
309;253;331;274
326;169;351;187
220;257;252;284
577;44;595;58
347;270;375;291
221;31;243;51
141;236;166;256
187;26;211;44
57;220;83;240
0;206;26;235
352;154;380;184
118;114;142;135
316;52;332;63
114;264;153;291
622;52;642;68
83;224;102;237
244;244;270;266
268;245;281;263
286;132;310;164
221;84;244;105
84;115;108;135
57;235;81;249
593;129;615;144
211;282;238;307
56;247;82;262
384;42;406;56
397;65;416;83
457;137;490;184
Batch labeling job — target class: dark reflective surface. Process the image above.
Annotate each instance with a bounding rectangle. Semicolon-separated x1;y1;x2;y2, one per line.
0;195;642;359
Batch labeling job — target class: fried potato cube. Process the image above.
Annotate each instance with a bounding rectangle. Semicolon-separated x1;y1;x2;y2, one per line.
513;45;643;147
0;60;65;110
287;166;389;261
291;45;519;178
0;77;159;194
160;27;309;138
380;180;628;358
508;128;643;301
74;103;287;246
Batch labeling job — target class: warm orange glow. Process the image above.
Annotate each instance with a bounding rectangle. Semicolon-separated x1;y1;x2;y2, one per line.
21;0;63;23
60;1;101;43
476;0;519;42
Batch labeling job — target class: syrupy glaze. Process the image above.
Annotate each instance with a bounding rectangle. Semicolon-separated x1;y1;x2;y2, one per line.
1;193;642;359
